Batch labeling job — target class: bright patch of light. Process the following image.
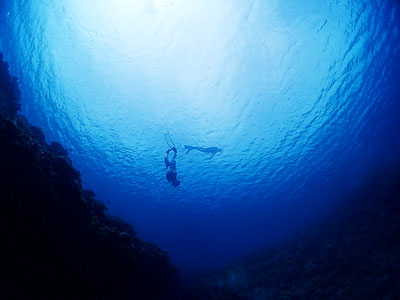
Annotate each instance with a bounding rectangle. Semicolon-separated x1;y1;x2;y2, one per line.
68;0;238;112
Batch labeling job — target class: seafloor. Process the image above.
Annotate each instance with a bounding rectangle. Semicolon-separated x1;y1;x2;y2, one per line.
186;163;400;299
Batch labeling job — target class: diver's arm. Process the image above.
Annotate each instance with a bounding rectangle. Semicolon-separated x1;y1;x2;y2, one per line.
165;149;171;168
185;145;193;154
164;157;169;168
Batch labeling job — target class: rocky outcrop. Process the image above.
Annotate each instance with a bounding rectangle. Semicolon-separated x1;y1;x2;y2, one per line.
0;53;177;300
0;54;20;116
188;164;400;299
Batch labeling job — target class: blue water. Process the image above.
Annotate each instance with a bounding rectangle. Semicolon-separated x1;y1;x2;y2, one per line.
1;0;399;270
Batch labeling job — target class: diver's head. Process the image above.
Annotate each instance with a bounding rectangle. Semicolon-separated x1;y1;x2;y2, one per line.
218;148;222;152
172;179;180;187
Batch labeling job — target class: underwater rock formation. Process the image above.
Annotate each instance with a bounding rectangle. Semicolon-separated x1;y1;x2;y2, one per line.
0;53;177;300
188;164;400;299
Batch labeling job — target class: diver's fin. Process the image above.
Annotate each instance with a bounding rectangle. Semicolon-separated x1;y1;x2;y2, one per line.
164;132;176;148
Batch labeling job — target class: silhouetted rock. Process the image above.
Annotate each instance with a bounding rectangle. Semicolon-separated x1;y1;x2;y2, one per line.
0;53;20;116
49;141;68;157
187;163;400;300
0;53;177;300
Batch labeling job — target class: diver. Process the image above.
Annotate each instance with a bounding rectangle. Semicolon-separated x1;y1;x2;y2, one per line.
184;145;222;158
165;147;180;187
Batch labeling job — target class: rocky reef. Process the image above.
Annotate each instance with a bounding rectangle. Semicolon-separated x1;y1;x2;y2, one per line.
188;164;400;299
0;53;177;300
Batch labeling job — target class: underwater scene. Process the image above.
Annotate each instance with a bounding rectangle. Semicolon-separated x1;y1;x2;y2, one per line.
0;0;400;299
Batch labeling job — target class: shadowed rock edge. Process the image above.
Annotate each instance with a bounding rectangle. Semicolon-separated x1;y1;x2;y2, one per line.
0;53;177;300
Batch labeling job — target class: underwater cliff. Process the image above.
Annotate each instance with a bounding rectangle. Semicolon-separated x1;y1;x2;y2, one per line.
187;163;400;299
0;53;177;300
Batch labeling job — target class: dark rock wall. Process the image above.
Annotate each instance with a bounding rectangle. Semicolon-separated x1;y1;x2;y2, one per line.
188;164;400;300
0;53;20;116
0;53;177;300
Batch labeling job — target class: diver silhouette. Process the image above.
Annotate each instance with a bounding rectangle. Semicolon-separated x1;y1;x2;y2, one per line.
165;147;180;187
184;145;222;158
164;132;180;187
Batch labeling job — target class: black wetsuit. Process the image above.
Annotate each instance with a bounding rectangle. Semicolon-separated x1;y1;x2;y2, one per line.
165;148;177;182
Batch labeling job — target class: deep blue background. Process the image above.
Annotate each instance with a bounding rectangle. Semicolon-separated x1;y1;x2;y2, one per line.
1;0;399;270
